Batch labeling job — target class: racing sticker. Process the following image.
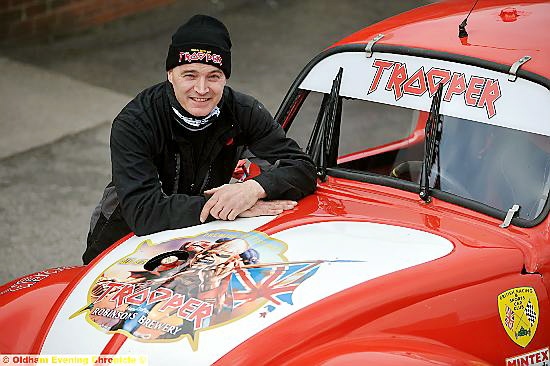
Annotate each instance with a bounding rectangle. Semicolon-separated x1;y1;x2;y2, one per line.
71;230;337;350
498;287;540;347
505;347;549;366
368;59;501;118
0;266;77;295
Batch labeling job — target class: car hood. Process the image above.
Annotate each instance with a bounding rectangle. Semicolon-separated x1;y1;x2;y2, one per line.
38;215;454;364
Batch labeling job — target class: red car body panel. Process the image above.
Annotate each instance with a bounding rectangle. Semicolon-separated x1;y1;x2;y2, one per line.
333;0;550;79
0;267;84;353
216;180;550;364
3;177;547;363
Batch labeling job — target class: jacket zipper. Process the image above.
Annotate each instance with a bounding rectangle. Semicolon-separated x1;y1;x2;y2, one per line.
173;153;181;194
200;165;212;193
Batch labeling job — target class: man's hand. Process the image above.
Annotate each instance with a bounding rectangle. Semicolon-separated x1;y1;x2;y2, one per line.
200;180;267;222
238;200;297;218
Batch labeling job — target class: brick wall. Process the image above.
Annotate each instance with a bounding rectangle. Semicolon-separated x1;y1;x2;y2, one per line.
0;0;175;42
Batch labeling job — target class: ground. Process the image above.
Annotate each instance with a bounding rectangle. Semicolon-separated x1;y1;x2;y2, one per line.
0;0;426;284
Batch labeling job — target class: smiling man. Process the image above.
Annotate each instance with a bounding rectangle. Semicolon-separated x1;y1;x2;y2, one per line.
82;15;316;264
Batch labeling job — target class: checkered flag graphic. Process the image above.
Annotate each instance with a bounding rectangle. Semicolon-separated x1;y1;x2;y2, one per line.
524;300;537;326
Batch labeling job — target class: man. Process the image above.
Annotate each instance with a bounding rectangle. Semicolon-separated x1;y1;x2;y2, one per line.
83;15;317;264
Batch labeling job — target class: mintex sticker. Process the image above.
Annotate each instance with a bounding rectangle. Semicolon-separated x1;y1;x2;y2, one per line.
506;347;549;366
498;287;539;347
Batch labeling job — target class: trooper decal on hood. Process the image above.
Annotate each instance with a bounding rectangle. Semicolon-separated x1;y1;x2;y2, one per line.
71;230;343;350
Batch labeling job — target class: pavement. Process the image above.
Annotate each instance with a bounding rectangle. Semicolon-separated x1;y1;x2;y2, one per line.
0;0;427;285
0;57;129;159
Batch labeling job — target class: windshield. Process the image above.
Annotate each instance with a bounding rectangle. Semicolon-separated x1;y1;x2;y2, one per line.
286;51;550;223
287;91;550;221
434;116;550;220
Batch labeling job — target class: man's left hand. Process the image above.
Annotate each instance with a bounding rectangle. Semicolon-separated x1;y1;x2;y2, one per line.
200;180;267;222
238;200;297;218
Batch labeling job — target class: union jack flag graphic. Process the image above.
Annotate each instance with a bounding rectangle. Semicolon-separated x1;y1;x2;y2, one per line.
505;305;515;330
229;262;321;309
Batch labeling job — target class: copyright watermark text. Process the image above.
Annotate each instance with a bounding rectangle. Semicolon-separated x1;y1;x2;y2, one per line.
0;355;148;366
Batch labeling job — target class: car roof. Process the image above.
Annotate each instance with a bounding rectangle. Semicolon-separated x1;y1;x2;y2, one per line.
331;0;550;80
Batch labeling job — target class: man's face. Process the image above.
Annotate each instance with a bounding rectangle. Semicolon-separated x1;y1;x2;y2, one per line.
167;63;226;117
213;239;249;256
184;240;213;253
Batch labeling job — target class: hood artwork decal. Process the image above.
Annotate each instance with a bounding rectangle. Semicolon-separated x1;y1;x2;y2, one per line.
70;229;340;350
40;219;453;365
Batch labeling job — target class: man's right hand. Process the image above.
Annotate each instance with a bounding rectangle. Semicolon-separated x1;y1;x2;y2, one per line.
200;180;266;222
237;200;297;218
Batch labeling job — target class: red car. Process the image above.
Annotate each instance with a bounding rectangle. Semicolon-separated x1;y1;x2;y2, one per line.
1;1;549;365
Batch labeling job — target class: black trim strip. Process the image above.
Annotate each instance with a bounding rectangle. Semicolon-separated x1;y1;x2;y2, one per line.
276;44;550;228
327;167;420;194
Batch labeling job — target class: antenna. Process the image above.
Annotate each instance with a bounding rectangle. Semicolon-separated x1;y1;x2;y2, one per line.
458;0;480;38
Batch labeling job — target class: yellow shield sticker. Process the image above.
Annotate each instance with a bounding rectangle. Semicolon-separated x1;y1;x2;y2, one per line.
498;287;539;347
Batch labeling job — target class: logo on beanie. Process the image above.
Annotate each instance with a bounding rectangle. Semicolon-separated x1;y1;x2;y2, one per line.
179;49;223;66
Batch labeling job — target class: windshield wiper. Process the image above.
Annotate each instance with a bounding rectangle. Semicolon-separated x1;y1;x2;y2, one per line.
419;85;444;202
308;67;343;181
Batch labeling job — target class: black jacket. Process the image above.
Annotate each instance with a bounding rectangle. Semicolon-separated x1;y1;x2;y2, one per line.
83;82;316;263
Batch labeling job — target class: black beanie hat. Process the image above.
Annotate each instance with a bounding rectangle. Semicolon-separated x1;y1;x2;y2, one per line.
166;15;232;78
